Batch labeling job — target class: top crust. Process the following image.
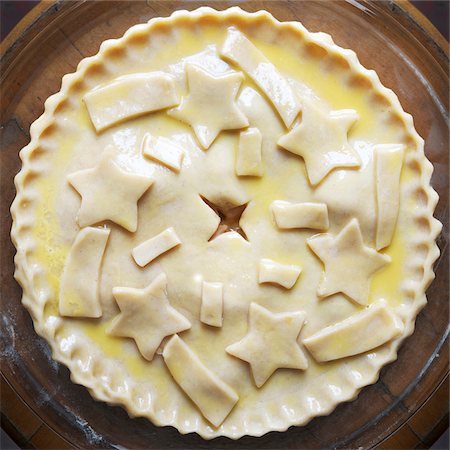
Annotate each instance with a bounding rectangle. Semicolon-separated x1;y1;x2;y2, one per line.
10;6;441;440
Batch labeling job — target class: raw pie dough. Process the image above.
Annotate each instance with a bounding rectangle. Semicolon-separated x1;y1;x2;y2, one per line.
11;7;441;439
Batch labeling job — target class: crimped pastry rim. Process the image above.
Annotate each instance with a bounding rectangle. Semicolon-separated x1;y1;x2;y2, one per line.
10;6;442;440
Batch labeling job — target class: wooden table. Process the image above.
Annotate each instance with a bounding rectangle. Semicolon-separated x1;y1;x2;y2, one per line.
1;372;448;449
1;1;448;448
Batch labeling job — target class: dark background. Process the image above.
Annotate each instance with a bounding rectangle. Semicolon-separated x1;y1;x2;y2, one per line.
0;0;449;41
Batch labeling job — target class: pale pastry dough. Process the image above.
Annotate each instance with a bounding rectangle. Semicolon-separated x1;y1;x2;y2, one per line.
221;27;302;127
169;64;248;149
132;227;181;267
271;201;329;230
236;128;263;177
142;133;185;172
200;281;224;327
11;6;441;440
68;151;153;232
226;303;308;387
84;72;179;132
307;219;390;305
108;273;191;361
163;335;239;427
303;303;404;362
278;99;360;185
59;227;110;318
258;259;302;289
375;144;404;250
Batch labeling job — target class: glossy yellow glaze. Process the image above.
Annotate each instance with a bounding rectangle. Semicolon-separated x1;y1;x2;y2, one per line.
370;163;413;306
81;321;149;379
30;21;409;398
33;136;73;316
370;226;405;306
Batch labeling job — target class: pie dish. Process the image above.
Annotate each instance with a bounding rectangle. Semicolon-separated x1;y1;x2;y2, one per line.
10;6;442;439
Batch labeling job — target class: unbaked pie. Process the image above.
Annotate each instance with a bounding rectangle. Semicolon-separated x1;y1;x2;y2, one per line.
11;7;441;439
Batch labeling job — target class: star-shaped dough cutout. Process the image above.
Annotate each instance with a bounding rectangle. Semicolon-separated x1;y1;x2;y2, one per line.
169;64;249;149
108;273;191;361
226;303;308;387
68;152;153;232
307;218;390;306
277;99;360;185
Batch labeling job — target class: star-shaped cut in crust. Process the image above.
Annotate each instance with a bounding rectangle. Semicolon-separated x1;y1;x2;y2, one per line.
200;196;249;242
169;64;249;149
307;218;390;306
68;152;153;232
278;99;360;186
108;273;191;361
226;303;308;387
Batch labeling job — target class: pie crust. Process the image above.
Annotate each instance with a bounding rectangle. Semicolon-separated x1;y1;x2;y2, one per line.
11;7;441;439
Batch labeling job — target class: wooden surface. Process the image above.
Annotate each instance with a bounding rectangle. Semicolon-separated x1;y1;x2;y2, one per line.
1;372;448;449
1;1;448;449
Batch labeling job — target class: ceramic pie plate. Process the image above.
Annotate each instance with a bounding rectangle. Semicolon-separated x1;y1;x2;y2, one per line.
1;1;448;448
